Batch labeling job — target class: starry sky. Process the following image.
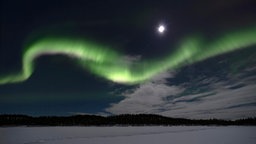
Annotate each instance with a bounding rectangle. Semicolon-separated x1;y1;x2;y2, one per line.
1;0;256;119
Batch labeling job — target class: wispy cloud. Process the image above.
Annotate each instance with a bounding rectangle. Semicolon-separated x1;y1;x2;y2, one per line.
106;71;184;114
106;61;256;120
160;83;256;119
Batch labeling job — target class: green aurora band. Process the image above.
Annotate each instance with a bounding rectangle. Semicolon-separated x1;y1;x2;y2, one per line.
1;26;256;85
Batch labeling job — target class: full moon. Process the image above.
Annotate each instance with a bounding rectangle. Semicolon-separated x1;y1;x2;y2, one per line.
157;25;165;34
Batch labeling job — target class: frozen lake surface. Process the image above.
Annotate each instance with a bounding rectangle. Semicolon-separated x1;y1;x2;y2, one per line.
1;126;256;144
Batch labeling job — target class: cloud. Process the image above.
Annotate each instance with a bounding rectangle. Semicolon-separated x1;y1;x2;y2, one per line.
121;55;141;66
159;83;256;119
106;71;184;114
106;60;256;119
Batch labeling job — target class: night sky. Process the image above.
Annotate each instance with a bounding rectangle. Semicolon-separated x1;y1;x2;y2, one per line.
1;0;256;119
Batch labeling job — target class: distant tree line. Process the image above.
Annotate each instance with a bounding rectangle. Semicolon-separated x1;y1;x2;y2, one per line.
0;114;255;126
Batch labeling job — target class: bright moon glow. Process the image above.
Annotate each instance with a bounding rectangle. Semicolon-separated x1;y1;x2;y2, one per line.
158;25;165;33
0;26;256;85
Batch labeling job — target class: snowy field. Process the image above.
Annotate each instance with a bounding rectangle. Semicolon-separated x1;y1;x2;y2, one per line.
1;126;255;144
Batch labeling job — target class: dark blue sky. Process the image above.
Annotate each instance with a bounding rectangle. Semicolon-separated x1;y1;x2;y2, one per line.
1;0;256;119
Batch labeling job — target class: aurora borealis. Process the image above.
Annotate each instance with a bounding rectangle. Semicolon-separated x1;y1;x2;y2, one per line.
0;26;255;85
1;0;256;119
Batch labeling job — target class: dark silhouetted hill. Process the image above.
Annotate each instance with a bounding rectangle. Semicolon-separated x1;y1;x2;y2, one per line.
0;114;255;126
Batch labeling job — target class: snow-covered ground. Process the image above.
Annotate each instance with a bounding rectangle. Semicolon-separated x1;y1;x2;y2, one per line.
1;126;255;144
